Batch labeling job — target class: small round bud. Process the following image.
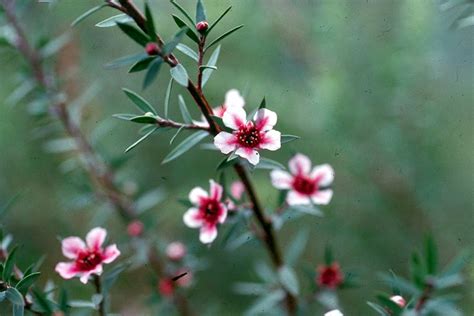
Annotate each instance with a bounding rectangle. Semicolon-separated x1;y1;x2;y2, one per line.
158;278;174;297
390;295;406;307
166;241;187;261
127;220;144;237
144;112;154;117
317;262;344;289
145;42;160;56
175;268;193;287
196;21;209;32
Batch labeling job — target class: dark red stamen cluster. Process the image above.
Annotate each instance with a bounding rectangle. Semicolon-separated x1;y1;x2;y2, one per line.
292;175;318;195
76;251;102;271
317;263;344;289
235;123;261;148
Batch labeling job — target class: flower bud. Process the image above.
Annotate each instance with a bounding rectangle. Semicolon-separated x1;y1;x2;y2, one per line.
390;295;406;307
144;112;154;117
175;268;193;287
230;181;245;200
196;21;209;32
158;278;174;297
316;262;344;289
127;220;144;237
166;241;187;261
145;42;160;56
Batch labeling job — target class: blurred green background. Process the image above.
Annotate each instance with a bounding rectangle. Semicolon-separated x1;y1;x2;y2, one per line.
0;0;472;314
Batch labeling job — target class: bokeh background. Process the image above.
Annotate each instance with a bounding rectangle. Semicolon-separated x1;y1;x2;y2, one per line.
0;0;472;314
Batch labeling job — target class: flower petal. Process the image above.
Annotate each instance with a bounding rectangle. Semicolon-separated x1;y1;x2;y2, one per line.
55;262;79;279
235;147;260;165
183;207;203;228
311;164;334;187
102;244;120;264
61;237;86;259
286;190;311;205
209;180;223;200
222;105;246;130
259;130;281;151
79;265;103;284
254;108;277;131
86;227;107;251
225;89;245;108
325;310;343;316
214;132;238;154
199;225;218;244
218;206;228;224
289;153;311;175
270;170;293;190
230;181;245;200
188;187;208;205
311;189;333;205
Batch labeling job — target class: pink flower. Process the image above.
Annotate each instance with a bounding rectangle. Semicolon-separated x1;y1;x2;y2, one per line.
390;295;406;307
317;262;344;289
214;106;281;165
230;181;245;200
166;241;187;261
55;227;120;284
127;220;144;237
183;180;228;244
270;153;334;205
195;89;245;127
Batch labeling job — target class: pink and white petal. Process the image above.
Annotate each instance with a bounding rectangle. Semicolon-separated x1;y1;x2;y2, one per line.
311;189;333;205
217;206;228;224
270;170;293;190
230;181;245;200
86;227;107;251
286;190;311;205
55;262;79;279
254;108;277;131
213;105;227;118
225;89;245;108
214;132;238;154
199;225;218;244
61;237;86;259
183;208;203;228
102;244;121;264
79;271;92;284
289;153;312;175
188;187;208;205
222;105;246;130
209;180;223;201
259;130;281;151
310;164;335;187
235;147;260;165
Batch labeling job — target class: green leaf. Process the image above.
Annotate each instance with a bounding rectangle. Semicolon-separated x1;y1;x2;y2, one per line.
281;134;300;144
411;252;425;288
202;45;220;87
245;290;285;316
6;288;24;306
205;24;244;52
128;56;155;73
199;65;217;70
216;154;238;171
125;127;159;153
289;204;323;216
112;113;136;121
170;64;189;87
176;43;199;62
144;3;156;38
116;22;150;47
207;6;232;35
425;235;438;275
162;131;208;164
440;250;471;278
196;0;207;23
259;97;266;109
122;88;157;114
16;272;41;295
31;290;53;314
376;294;403;315
12;303;24;316
172;15;200;44
130;115;158;124
285;229;309;266
95;14;132;27
3;246;18;281
379;273;420;296
71;4;107;27
170;126;185;145
143;57;163;89
105;52;148;69
102;263;129;295
58;288;69;313
134;187;166;213
163;27;188;55
164;78;173;118
277;266;299;295
367;301;390;316
170;0;195;25
0;291;5;302
39;33;71;58
254;158;285;170
178;95;193;124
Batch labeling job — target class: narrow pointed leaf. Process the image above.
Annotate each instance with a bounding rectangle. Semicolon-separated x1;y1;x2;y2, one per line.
116;22;150;46
285;229;309;265
170;126;185;145
202;45;220;87
6;288;24;306
16;272;41;295
95;14;132;27
3;246;18;281
71;4;107;27
172;15;199;44
170;0;195;25
125;127;158;153
278;266;299;295
425;235;438;275
259;97;266;109
130;115;158;124
207;6;232;35
112;113;136;121
143;57;163;89
176;43;199;61
105;52;148;69
164;78;173;118
281;134;300;144
255;158;285;170
199;65;217;70
144;3;156;38
122;88;157;114
205;24;244;52
170;64;189;86
162;131;208;164
129;56;155;73
178;95;193;124
162;27;188;55
196;0;207;23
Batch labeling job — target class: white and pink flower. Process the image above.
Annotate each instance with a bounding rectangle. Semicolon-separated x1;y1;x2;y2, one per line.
390;295;406;307
55;227;120;284
166;241;187;261
270;154;334;206
214;106;281;165
183;180;228;244
195;89;245;127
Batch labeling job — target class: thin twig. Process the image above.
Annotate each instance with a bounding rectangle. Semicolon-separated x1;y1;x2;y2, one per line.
93;275;106;316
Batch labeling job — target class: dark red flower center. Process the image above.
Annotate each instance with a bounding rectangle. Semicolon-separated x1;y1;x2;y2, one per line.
317;264;343;288
292;175;318;195
76;251;102;271
235;123;261;148
199;199;222;223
